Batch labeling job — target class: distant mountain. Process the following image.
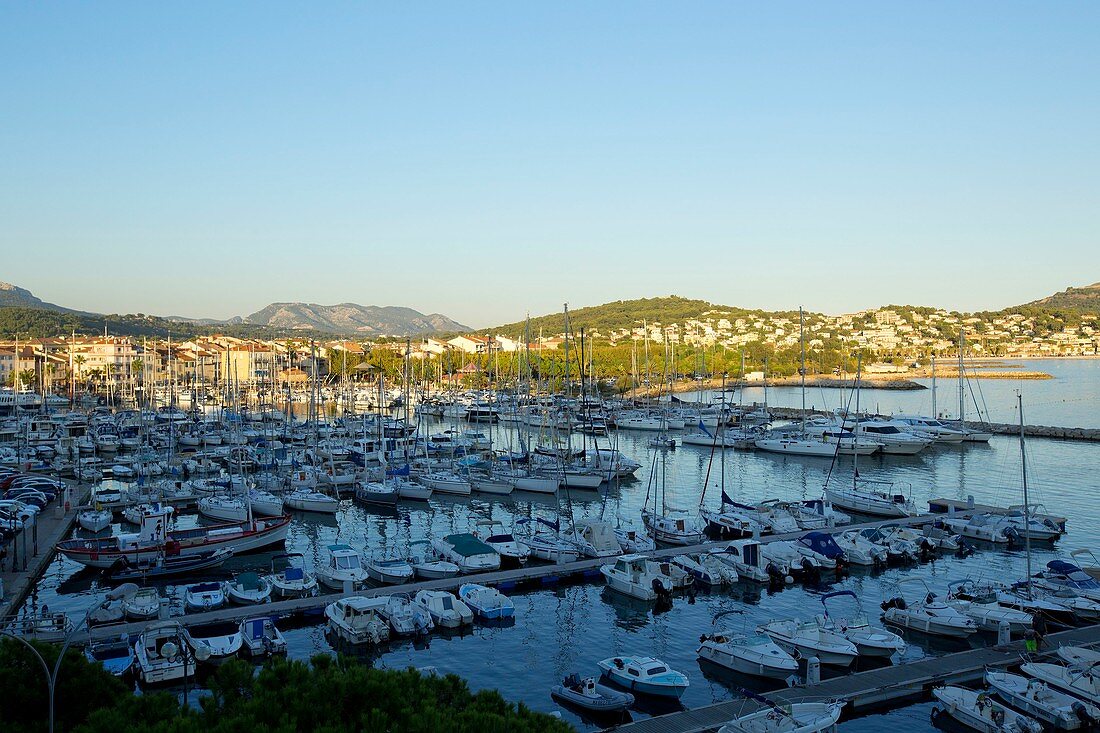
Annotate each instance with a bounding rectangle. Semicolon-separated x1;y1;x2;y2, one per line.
1018;282;1100;313
245;302;469;336
0;281;80;313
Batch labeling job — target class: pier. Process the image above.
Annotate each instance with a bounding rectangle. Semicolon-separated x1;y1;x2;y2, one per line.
78;511;954;644
612;623;1100;733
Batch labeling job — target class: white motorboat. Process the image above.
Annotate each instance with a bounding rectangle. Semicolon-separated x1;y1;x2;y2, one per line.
183;621;244;660
939;514;1013;544
701;502;765;538
710;540;773;583
365;554;416;585
226;572;273;605
834;530;888;567
1021;663;1100;706
184;581;226;612
497;468;559;494
575;519;624;558
395;476;432;501
600;554;690;601
266;553;319;599
380;594;434;636
986;670;1100;731
431;533;500;573
818;590;905;658
697;631;799;680
325;596;391;645
794;499;851;530
408;539;461;579
931;685;1043;733
797;532;846;570
317;543;371;590
881;581;977;638
522;528;583;564
197;494;249;523
762;541;820;579
718;701;845;733
282;487;340;514
754;434;838;458
757;619;859;667
671;553;738;586
413;589;474;628
892;415;968;443
239;616;287;657
468;473;514;495
1036;560;1100;602
134;621;194;684
458;583;515;620
848;420;932;455
945;580;1033;634
597;656;689;698
753;500;801;534
1058;645;1100;669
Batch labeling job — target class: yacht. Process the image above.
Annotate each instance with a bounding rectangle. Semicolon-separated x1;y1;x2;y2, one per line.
431;533;501;573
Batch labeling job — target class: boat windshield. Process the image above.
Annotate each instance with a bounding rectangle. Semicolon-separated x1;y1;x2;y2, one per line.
335;555;359;570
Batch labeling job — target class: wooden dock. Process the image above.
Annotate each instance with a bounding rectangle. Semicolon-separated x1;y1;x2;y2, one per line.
79;511;951;644
927;497;1067;531
612;623;1100;733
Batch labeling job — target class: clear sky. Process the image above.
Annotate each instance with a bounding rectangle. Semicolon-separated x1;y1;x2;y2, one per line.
2;3;1098;328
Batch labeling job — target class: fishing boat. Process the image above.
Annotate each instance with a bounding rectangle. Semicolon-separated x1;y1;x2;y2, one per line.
697;631;799;680
316;543;371;590
458;583;515;620
718;700;845;733
551;673;634;713
226;572;273;605
325;596;391;645
931;685;1043;733
757;619;859;667
239;616;287;657
413;590;474;628
597;656;689;698
106;547;234;581
57;513;290;569
986;670;1100;731
431;533;501;573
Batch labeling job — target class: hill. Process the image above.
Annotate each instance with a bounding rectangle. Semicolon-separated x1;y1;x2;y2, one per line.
0;281;79;313
245;302;469;335
485;296;797;338
1019;282;1100;313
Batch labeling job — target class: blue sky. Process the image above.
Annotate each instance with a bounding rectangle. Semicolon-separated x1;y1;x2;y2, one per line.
2;3;1097;328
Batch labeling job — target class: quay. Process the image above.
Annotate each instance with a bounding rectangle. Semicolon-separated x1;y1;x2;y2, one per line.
612;623;1100;733
0;477;88;620
927;497;1067;532
79;510;958;644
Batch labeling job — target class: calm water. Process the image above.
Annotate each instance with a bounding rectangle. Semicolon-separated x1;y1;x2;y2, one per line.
19;400;1100;731
721;358;1100;429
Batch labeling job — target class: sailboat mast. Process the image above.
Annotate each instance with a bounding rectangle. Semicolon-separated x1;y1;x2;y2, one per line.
931;355;937;418
958;330;966;422
1019;394;1031;592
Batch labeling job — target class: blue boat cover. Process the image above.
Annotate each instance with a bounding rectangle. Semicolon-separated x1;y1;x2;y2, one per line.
800;532;844;559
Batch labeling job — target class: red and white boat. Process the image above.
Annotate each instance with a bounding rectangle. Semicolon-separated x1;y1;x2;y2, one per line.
57;513;291;569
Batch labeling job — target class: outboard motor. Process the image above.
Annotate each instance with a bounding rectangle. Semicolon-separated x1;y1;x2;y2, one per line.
1072;701;1095;726
1004;527;1020;549
955;540;975;558
766;562;785;585
918;539;935;562
881;596;908;612
652;578;673;607
800;557;821;583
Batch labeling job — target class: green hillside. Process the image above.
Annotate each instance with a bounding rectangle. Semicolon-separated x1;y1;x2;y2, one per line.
487;296;800;339
1021;282;1100;313
0;306;285;340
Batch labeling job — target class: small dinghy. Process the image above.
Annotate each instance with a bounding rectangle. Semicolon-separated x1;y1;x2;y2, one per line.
931;685;1043;733
184;581;227;612
409;540;461;579
458;583;515;620
239;616;287;657
551;673;634;713
986;670;1100;731
719;700;845;733
226;572;273;605
597;656;689;698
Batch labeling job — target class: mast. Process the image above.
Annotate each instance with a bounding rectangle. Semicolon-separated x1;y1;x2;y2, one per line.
958;329;966;422
853;354;862;489
931;355;937;418
1019;394;1031;596
799;306;806;433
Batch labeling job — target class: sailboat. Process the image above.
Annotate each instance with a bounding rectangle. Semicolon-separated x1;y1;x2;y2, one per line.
642;448;705;545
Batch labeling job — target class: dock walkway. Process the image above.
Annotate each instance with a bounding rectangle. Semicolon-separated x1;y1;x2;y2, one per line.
612;623;1100;733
